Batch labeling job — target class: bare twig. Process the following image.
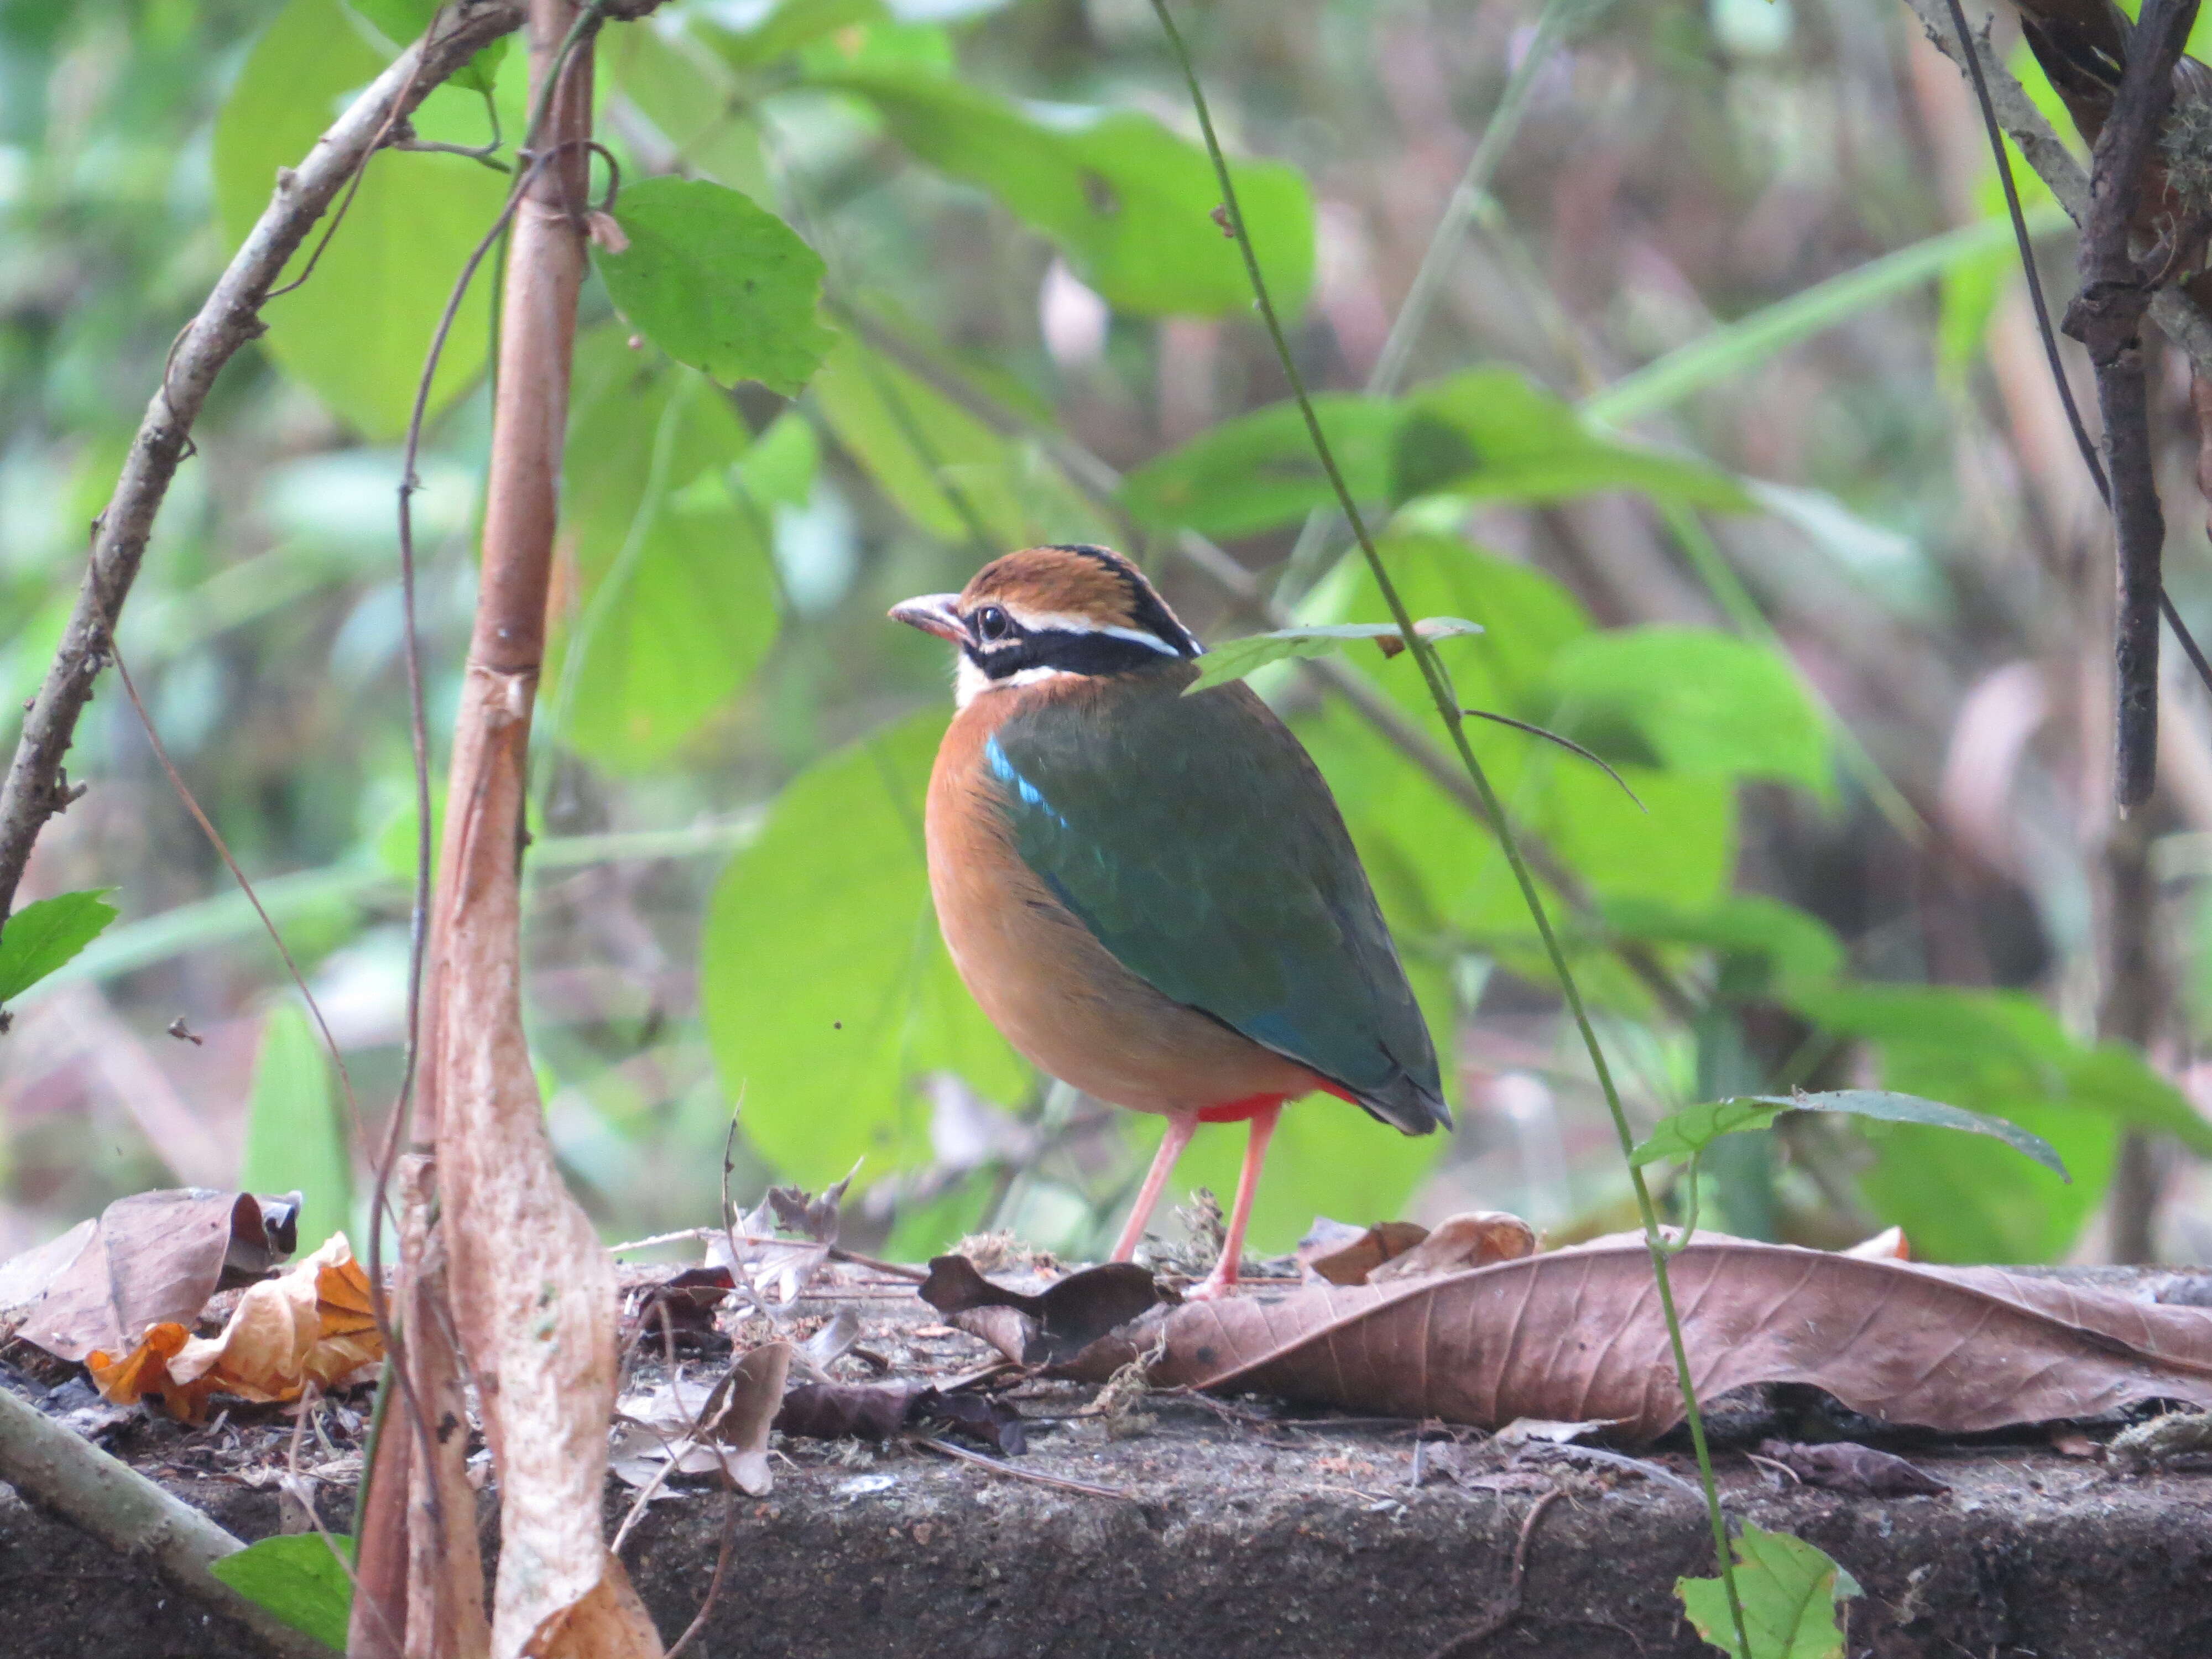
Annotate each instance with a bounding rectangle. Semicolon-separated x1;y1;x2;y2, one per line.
910;1435;1134;1499
2062;0;2201;808
659;1485;740;1659
0;1386;332;1659
0;0;527;936
1421;1487;1568;1659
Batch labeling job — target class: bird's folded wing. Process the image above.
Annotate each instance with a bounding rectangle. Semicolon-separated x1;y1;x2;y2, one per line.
986;675;1444;1128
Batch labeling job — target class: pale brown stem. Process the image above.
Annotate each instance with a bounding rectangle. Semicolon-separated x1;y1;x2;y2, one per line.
417;4;662;1653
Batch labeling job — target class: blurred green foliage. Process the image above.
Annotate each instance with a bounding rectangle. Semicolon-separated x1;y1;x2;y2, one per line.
4;0;2205;1274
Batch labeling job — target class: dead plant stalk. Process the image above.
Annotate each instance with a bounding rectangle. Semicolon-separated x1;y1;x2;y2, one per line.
354;2;661;1655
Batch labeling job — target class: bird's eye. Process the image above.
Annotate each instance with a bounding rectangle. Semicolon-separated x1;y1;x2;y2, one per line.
973;604;1013;643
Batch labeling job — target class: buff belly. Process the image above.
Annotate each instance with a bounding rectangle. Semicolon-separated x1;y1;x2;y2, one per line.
925;753;1319;1118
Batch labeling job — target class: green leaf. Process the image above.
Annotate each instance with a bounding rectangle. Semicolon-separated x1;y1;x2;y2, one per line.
240;1002;355;1254
1292;536;1735;994
1792;984;2210;1262
1182;618;1482;695
1600;894;1843;997
701;712;1026;1187
597;178;835;397
818;72;1314;317
809;336;1105;548
1402;369;1751;511
209;1533;356;1650
0;889;119;1004
555;333;778;771
1631;1088;2068;1178
1678;1524;1860;1659
603;19;770;198
344;0;505;91
703;0;886;71
214;0;509;439
1121;395;1399;538
1541;627;1833;796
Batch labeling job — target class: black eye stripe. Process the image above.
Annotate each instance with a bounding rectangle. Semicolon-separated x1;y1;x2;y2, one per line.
964;628;1172;680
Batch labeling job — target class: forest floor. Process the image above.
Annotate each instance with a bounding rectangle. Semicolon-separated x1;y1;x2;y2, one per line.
4;1261;2212;1658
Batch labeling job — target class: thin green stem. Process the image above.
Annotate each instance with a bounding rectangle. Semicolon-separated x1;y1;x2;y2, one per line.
1145;5;1748;1653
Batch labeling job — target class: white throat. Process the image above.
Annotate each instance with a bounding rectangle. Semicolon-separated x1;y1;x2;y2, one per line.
954;658;1068;708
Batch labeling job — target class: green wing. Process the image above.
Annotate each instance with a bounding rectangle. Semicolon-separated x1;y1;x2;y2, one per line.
987;668;1447;1131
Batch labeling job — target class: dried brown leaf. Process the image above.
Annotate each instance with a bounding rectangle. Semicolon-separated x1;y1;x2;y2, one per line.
702;1341;790;1495
776;1381;923;1441
1753;1439;1949;1496
1368;1212;1536;1282
16;1189;288;1364
1064;1239;2212;1441
921;1256;1167;1365
85;1234;382;1419
1297;1218;1430;1285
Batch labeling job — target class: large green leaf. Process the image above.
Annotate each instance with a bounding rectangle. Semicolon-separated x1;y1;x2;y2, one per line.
1796;984;2211;1261
0;889;119;1003
239;1001;354;1254
701;0;892;71
1286;538;1734;1008
603;20;771;198
701;712;1026;1186
214;0;508;439
596;178;835;396
1631;1088;2067;1179
209;1533;355;1650
1122;371;1745;541
554;332;778;771
1541;627;1833;797
817;71;1314;317
1678;1524;1859;1659
1600;894;1843;997
1401;369;1751;511
810;336;1106;549
1121;396;1399;539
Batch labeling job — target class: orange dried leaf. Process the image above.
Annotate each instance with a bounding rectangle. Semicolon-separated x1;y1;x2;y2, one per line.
168;1234;383;1406
88;1321;221;1421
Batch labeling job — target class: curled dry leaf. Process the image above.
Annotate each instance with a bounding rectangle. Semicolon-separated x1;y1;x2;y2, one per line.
1297;1218;1428;1286
1753;1439;1949;1498
776;1381;920;1442
921;1256;1167;1366
1368;1212;1537;1282
86;1233;381;1421
770;1379;1026;1453
611;1341;792;1498
13;1188;299;1364
1062;1238;2212;1442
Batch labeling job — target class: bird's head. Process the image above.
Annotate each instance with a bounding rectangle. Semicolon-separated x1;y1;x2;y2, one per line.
891;544;1202;708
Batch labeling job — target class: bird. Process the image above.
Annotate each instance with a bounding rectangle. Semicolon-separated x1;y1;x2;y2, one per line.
891;542;1449;1297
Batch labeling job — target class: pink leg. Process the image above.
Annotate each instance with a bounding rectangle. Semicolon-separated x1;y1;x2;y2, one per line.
1190;1099;1282;1300
1109;1112;1199;1262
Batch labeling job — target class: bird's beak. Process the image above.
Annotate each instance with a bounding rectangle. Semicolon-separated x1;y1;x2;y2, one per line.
890;593;965;644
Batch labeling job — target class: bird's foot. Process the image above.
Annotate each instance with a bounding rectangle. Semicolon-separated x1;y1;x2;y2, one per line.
1185;1264;1243;1301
